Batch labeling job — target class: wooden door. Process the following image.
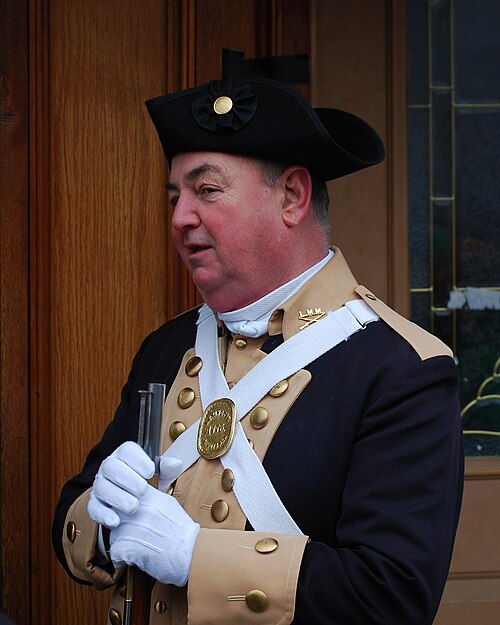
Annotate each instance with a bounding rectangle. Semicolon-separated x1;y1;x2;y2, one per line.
0;2;312;624
313;0;409;314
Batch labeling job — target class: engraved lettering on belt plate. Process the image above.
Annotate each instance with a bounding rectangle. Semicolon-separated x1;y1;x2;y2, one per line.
197;398;237;459
298;307;326;330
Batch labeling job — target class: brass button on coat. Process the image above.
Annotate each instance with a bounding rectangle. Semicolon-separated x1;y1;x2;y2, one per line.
235;338;247;349
255;537;279;554
169;420;186;440
245;589;268;612
185;356;203;377
211;499;229;522
66;521;77;543
154;601;167;614
269;379;289;397
177;387;195;409
109;609;122;625
249;406;268;429
221;468;235;492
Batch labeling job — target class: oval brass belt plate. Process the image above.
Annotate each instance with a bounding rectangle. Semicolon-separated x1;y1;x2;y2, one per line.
197;398;236;460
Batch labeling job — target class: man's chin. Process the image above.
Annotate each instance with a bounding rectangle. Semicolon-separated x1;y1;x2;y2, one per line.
193;280;236;312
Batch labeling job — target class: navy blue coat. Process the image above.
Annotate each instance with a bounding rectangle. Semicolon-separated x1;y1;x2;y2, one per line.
53;306;463;625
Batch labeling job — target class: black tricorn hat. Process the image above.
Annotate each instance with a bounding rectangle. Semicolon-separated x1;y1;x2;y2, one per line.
145;77;385;181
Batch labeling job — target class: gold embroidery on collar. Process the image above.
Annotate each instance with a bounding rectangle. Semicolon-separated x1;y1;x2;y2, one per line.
298;308;326;330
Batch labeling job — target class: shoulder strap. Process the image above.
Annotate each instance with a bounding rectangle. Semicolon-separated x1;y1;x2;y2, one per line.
163;300;379;533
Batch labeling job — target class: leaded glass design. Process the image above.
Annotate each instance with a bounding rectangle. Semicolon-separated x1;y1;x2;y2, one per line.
406;0;500;456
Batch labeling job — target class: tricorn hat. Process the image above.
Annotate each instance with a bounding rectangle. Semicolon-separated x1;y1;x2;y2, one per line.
145;77;384;181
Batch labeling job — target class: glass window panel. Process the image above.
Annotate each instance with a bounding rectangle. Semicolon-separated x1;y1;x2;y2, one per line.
431;0;451;87
406;0;429;105
432;200;453;307
455;108;500;287
454;0;500;103
408;108;430;288
432;310;454;349
410;292;431;332
456;310;500;408
407;0;500;457
431;90;452;197
463;434;500;457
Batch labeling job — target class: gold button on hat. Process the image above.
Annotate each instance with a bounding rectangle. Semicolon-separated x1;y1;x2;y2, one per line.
211;499;229;522
255;537;279;554
213;95;233;115
169;420;186;441
235;338;247;349
269;379;289;397
245;589;268;612
185;356;203;377
177;387;195;409
66;521;77;543
154;601;167;614
249;406;268;429
109;609;122;625
221;468;235;492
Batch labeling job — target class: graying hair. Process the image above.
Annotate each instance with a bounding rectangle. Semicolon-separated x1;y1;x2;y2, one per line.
259;160;331;233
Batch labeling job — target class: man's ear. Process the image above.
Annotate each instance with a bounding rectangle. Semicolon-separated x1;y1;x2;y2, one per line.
280;166;313;227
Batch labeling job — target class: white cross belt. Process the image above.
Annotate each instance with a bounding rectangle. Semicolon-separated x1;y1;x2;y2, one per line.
162;300;378;534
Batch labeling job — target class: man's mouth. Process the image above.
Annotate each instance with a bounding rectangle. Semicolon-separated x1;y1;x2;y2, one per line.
186;243;211;256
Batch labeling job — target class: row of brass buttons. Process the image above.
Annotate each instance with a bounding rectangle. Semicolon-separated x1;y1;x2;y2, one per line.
176;356;203;411
237;538;279;613
174;380;289;436
109;599;167;625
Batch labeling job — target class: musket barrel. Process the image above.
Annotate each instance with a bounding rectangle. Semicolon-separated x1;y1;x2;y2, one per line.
123;382;166;625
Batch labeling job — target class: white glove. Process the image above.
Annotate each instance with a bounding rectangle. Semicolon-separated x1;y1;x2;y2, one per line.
158;454;184;492
109;484;200;587
87;441;155;528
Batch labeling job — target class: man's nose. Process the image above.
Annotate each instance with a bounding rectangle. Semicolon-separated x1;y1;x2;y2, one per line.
171;194;201;231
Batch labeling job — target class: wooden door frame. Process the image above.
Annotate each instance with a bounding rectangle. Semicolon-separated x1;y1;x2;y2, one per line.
0;0;31;622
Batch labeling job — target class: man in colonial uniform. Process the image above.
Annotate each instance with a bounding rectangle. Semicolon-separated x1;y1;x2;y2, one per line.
53;78;463;625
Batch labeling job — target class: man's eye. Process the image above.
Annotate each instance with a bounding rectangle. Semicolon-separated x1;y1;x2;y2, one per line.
201;186;218;196
169;196;179;207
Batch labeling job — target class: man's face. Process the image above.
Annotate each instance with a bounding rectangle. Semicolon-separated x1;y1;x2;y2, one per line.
168;152;287;312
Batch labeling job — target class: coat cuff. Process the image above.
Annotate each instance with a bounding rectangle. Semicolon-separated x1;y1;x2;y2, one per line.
188;528;308;625
62;488;122;589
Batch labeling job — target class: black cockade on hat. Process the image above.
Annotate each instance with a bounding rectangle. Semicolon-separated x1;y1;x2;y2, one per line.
191;79;257;133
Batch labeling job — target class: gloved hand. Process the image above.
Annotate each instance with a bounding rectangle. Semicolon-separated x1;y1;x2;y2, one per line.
109;484;200;587
158;454;184;492
87;441;155;528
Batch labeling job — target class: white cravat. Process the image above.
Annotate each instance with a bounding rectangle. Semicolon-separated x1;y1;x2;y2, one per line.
218;250;334;338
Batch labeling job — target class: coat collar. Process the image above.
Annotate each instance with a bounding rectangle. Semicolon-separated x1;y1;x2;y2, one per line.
267;247;360;341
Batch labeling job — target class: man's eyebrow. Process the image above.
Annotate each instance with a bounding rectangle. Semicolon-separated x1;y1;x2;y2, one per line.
166;163;225;192
185;163;224;183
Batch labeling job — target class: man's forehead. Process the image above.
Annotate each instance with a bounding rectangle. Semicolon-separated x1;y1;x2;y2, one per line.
169;151;260;181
